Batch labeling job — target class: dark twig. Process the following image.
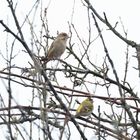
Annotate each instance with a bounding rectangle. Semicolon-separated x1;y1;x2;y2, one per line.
84;0;140;76
0;20;87;140
92;13;140;139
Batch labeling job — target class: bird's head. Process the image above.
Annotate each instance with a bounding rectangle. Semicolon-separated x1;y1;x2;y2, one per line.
57;32;69;41
87;97;93;103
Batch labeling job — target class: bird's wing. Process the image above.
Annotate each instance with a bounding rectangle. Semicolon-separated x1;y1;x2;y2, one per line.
76;104;89;114
47;41;55;56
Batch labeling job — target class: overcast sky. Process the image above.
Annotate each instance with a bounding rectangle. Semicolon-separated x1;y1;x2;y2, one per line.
0;0;140;139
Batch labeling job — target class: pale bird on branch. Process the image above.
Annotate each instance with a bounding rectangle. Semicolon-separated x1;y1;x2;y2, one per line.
41;32;69;63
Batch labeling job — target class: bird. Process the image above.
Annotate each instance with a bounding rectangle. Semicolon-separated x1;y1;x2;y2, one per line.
41;32;69;63
75;97;93;117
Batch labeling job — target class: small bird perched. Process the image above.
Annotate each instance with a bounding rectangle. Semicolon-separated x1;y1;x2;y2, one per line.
41;32;69;63
75;97;93;117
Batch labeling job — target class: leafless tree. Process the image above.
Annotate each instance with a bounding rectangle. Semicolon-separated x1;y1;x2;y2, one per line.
0;0;140;139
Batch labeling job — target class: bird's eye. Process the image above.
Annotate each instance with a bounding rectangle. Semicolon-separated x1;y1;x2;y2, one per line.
89;98;93;102
62;33;67;36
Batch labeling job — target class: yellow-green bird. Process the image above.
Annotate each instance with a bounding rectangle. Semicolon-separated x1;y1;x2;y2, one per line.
75;97;94;117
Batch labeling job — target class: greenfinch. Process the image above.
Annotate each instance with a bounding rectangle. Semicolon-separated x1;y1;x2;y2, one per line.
41;32;69;63
75;97;93;117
